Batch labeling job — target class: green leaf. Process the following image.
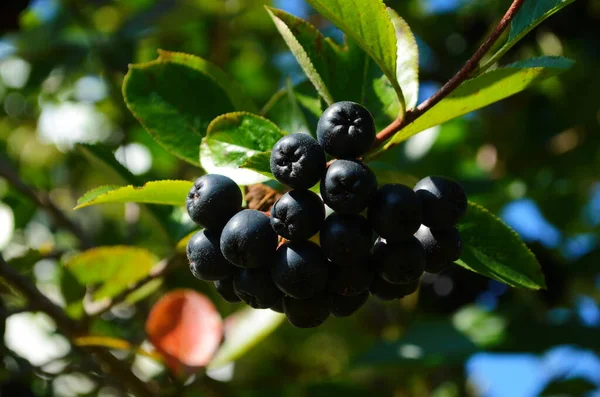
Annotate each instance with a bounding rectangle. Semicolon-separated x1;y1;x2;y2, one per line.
540;378;597;397
239;152;273;178
200;112;284;185
123;50;257;165
74;336;162;361
261;79;312;136
74;180;193;210
208;308;285;369
367;161;419;187
387;8;419;109
305;0;405;112
377;56;574;153
355;319;478;367
481;0;577;71
64;246;158;301
457;202;546;290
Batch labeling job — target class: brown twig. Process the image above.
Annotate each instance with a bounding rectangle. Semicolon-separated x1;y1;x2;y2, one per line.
0;156;93;249
0;255;156;396
371;0;526;149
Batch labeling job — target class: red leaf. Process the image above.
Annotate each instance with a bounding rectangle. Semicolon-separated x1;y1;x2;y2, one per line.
146;289;223;374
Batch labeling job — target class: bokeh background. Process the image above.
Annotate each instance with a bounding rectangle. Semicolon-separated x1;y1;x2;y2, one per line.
0;0;599;396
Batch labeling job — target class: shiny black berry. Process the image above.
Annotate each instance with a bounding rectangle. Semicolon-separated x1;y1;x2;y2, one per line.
270;190;325;240
272;241;329;299
220;210;278;269
331;291;369;317
270;299;284;313
368;184;422;241
328;262;374;296
321;160;377;214
270;133;326;189
283;292;332;328
414;225;462;273
214;276;241;303
186;174;242;229
186;229;234;281
320;213;372;266
316;101;376;159
372;237;425;284
234;267;282;309
370;276;420;301
414;176;467;229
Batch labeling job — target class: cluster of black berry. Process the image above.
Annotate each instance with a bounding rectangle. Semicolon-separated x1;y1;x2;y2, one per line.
186;101;467;328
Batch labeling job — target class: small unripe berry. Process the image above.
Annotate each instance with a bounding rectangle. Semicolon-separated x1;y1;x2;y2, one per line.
234;267;282;309
414;225;462;273
414;176;467;229
372;237;425;284
220;210;278;269
270;190;325;240
331;291;369;317
214;276;241;303
187;229;234;281
270;133;326;189
284;292;332;328
321;160;377;214
186;174;241;229
368;184;422;240
320;213;372;266
272;241;329;299
317;101;375;159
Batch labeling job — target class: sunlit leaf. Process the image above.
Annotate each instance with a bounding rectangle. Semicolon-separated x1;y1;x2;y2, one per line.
387;8;419;109
146;289;223;374
123;50;257;165
200;112;284;185
457;202;546;290
74;180;192;209
208;307;285;369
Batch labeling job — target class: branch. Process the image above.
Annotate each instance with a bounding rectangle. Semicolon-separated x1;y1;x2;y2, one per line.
372;0;525;149
0;156;93;249
0;255;156;397
85;253;186;317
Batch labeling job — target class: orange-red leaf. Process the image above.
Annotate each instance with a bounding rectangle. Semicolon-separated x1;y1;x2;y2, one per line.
145;289;223;375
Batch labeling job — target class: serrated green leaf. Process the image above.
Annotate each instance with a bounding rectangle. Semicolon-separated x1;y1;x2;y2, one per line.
457;202;546;290
305;0;405;112
262;79;312;136
65;246;158;301
387;8;419;110
123;50;257;165
481;0;577;71
355;319;478;367
376;56;574;153
74;180;193;209
200;112;284;185
208;308;285;369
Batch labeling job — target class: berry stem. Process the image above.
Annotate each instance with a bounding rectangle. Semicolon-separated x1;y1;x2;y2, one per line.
370;0;526;152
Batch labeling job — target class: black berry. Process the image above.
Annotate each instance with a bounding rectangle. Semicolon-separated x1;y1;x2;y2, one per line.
321;160;377;214
272;241;329;299
270;190;325;240
270;299;284;313
316;101;375;159
370;276;419;301
186;229;234;281
372;237;425;284
331;291;369;317
186;174;242;229
414;225;462;273
283;292;332;328
234;267;282;309
214;276;241;303
220;210;278;269
320;213;372;266
414;176;467;229
368;184;422;240
270;133;326;189
328;262;374;296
